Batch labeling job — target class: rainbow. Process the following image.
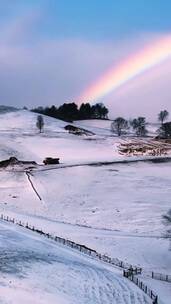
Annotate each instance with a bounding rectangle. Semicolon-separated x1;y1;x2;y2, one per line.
78;35;171;103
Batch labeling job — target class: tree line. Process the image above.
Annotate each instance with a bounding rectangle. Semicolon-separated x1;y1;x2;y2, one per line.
111;116;148;136
32;102;109;122
35;105;171;139
111;110;170;137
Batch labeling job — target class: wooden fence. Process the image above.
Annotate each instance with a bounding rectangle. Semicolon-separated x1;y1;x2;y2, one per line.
151;271;171;283
0;214;135;270
123;270;159;304
0;214;162;303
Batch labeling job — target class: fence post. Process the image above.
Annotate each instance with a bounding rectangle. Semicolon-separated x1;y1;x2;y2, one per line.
150;290;153;299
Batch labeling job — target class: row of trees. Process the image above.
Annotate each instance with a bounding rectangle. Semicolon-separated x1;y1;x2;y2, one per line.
111;116;148;136
111;110;170;137
32;102;109;122
35;107;171;138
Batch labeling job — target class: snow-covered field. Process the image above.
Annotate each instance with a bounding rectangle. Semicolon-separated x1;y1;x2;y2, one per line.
0;109;170;303
0;110;120;164
0;220;151;304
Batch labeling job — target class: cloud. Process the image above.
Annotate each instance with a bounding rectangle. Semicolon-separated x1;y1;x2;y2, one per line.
105;57;171;121
0;39;118;105
0;11;170;121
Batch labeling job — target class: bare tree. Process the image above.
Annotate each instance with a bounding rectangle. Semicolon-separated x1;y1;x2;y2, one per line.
36;115;44;133
130;117;148;137
158;110;169;126
159;122;171;139
111;117;128;136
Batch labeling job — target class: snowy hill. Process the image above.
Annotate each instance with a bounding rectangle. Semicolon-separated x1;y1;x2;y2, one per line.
0;105;18;113
0;109;67;133
75;119;160;137
0;109;170;304
0;110;120;164
74;119;113;136
0;220;152;304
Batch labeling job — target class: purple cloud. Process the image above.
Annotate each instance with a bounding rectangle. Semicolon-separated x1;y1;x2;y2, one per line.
0;11;170;121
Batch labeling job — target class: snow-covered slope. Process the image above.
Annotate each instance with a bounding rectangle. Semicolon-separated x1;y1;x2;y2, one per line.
0;110;120;164
0;221;150;304
0;109;170;303
74;119;113;136
0;109;67;133
1;161;171;275
74;119;160;137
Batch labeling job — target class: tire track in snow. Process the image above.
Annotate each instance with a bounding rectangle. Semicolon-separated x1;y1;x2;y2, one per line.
73;264;150;304
0;221;150;304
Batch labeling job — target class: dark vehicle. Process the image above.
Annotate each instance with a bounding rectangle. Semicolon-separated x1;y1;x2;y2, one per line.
43;157;60;165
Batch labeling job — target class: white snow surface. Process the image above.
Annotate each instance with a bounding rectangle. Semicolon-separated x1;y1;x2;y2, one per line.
0;221;151;304
0;109;170;303
0;111;121;164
